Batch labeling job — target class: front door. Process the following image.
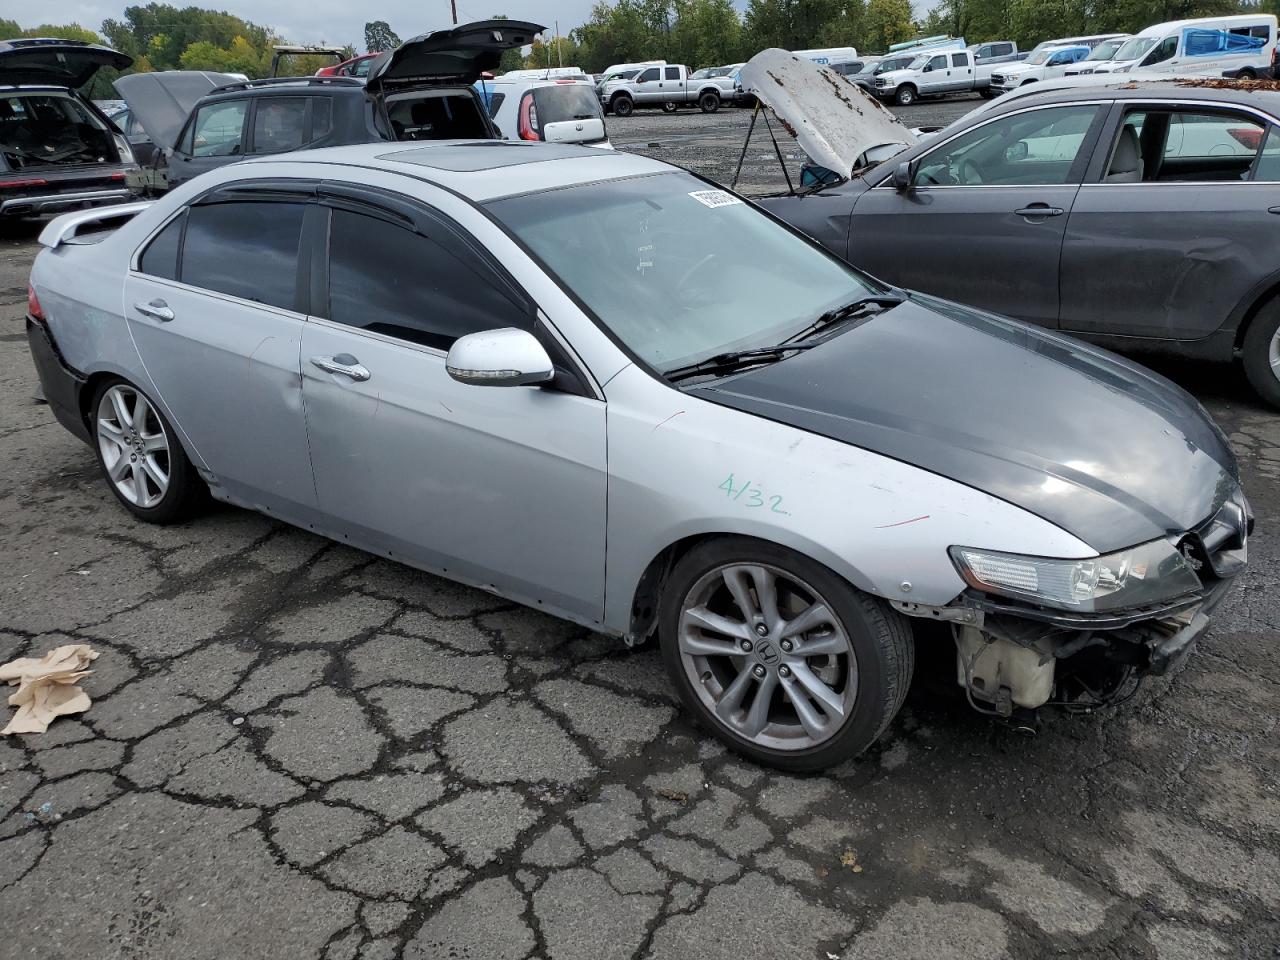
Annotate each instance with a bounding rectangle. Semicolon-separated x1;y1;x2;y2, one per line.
122;192;316;511
169;97;248;188
850;102;1105;326
919;54;950;94
633;66;661;104
300;192;608;622
1060;103;1280;339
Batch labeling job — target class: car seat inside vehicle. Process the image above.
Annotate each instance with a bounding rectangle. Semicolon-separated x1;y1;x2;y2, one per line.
1105;125;1144;182
385;91;490;141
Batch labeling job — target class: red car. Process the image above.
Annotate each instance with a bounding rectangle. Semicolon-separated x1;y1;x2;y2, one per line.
316;53;378;79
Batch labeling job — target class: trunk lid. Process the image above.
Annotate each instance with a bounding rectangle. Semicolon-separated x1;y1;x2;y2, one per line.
113;70;242;149
366;20;544;93
0;38;132;88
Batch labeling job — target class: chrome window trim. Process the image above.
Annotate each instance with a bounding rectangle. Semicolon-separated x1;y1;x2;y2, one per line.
303;313;448;357
129;206;186;273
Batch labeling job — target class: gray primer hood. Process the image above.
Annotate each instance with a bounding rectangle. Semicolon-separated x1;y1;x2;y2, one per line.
692;296;1239;553
114;71;241;149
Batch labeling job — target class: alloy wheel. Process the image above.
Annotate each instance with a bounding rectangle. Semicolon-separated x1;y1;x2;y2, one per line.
678;562;857;750
96;384;170;508
1270;326;1280;382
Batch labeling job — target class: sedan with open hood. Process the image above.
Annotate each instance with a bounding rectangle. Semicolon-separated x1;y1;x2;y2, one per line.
26;141;1248;771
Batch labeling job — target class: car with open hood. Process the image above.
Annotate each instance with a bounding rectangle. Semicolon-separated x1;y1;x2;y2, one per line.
116;20;545;192
739;51;1280;409
26;139;1247;771
0;38;136;217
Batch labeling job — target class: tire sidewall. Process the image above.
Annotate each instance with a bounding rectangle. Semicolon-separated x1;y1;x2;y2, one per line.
699;92;719;113
658;537;901;771
895;86;915;106
613;96;634;117
1242;300;1280;408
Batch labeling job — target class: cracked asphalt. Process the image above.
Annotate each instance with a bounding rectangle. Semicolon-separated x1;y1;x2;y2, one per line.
2;102;1279;959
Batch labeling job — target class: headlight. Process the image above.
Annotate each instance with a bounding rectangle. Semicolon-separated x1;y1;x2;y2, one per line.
949;539;1202;613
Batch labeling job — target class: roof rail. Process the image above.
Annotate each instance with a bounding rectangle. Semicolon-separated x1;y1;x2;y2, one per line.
210;75;364;94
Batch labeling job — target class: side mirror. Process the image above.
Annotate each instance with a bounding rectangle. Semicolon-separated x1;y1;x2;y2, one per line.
891;160;914;191
446;328;554;387
922;63;932;72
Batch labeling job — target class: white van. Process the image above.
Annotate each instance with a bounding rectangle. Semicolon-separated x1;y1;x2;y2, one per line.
793;47;859;72
1114;14;1277;77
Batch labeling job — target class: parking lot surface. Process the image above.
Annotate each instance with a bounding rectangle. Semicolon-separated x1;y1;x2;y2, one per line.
2;101;1278;959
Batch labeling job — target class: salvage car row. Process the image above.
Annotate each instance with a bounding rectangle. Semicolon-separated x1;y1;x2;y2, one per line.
16;23;1262;771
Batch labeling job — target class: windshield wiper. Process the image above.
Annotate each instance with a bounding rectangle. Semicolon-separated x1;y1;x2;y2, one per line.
786;292;907;343
664;343;819;383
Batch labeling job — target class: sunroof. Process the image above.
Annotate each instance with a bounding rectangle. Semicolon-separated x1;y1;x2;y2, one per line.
377;141;613;172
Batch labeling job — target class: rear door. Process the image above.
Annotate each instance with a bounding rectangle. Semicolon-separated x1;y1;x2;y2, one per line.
1060;100;1280;340
121;185;317;512
948;52;973;91
849;102;1106;326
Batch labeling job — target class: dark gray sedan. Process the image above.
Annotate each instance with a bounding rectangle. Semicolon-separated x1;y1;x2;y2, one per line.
758;81;1280;407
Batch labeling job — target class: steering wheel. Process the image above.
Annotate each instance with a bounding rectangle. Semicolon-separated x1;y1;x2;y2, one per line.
959;158;984;185
676;253;718;303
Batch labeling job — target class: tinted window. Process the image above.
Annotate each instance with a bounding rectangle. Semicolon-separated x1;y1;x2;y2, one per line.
386;94;490;140
327;208;529;350
664;67;680;80
189;100;247;157
138;212;184;280
351;56;374;77
637;68;660;82
531;85;604;134
311;98;333;140
252;97;307;154
181;201;305;310
994;43;1013;56
916;105;1098;186
486;92;506;118
951;54;968;67
928;55;947;70
1145;36;1178;65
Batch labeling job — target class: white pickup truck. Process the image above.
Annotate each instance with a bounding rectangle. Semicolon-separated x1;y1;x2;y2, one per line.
600;64;730;116
873;49;980;105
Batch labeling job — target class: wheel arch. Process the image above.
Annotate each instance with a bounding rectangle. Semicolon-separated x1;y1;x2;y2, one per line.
79;367;206;469
1231;274;1280;354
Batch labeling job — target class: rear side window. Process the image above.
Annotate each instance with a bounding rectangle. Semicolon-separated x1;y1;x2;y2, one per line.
664;67;681;80
138;212;184;280
252;97;307;154
951;54;968;67
326;208;529;350
486;92;506;118
188;100;247;157
1255;125;1280;181
180;201;305;310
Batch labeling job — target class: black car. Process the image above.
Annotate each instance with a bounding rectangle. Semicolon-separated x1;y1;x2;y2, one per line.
0;38;136;217
117;20;542;192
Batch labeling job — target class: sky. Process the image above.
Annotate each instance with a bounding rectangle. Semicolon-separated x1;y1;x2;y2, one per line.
20;0;939;48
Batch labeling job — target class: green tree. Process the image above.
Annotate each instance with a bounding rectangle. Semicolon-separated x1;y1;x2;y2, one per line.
671;0;744;67
102;5;273;71
491;15;529;72
364;20;400;53
864;0;915;50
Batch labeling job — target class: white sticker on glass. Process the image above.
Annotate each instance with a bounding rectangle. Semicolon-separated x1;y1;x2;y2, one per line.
688;189;743;208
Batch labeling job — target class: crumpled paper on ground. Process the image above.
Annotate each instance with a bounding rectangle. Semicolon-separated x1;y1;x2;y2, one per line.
0;644;98;735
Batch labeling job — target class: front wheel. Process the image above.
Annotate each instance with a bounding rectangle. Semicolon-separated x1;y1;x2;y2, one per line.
894;86;916;106
979;88;996;99
1238;68;1258;80
659;537;914;772
611;96;634;118
91;378;206;523
699;91;720;113
1242;298;1280;409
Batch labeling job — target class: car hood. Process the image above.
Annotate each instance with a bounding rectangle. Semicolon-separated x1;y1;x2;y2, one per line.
114;70;243;149
738;48;916;178
691;295;1238;553
0;39;132;87
366;20;544;93
998;63;1035;75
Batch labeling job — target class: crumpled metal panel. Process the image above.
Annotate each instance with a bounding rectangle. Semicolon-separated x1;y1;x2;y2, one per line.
739;49;915;178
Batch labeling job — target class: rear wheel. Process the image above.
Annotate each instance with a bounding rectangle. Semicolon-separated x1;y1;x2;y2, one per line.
612;95;634;117
894;85;917;106
91;378;205;523
979;88;996;99
1242;298;1280;409
1238;68;1258;80
658;537;914;772
699;91;720;113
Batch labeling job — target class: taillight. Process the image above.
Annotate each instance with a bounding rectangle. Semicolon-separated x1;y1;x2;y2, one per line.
0;177;48;189
1229;127;1264;150
28;283;44;322
518;92;541;141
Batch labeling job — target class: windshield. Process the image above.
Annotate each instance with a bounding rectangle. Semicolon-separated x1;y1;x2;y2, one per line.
1085;38;1126;60
487;172;879;372
874;57;913;74
1113;36;1158;62
1027;49;1055;65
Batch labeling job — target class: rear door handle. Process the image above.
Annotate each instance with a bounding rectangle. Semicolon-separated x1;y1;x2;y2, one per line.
1014;204;1065;219
133;299;174;322
1268;205;1280;215
310;353;371;382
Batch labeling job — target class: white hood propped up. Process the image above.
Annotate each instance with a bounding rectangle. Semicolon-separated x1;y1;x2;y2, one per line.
739;49;916;178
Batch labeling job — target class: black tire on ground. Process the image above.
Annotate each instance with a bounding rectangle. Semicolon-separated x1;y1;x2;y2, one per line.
979;89;996;99
699;91;720;113
1242;298;1280;409
612;96;634;117
89;376;207;524
894;85;916;106
658;536;915;772
661;101;678;113
1239;68;1258;80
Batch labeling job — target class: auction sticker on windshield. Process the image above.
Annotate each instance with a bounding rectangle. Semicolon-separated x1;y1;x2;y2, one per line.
688;189;742;208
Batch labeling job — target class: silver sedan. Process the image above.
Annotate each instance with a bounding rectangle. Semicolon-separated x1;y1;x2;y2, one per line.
27;142;1247;770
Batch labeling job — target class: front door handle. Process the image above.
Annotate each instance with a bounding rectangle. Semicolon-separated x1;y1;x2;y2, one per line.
310;354;371;382
133;299;174;322
1014;204;1065;219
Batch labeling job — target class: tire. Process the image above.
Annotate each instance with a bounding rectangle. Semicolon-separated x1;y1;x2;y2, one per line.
894;85;916;106
611;95;634;118
1242;298;1280;409
699;91;720;113
658;536;914;772
661;101;678;113
1238;68;1258;80
89;377;206;524
979;88;995;99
